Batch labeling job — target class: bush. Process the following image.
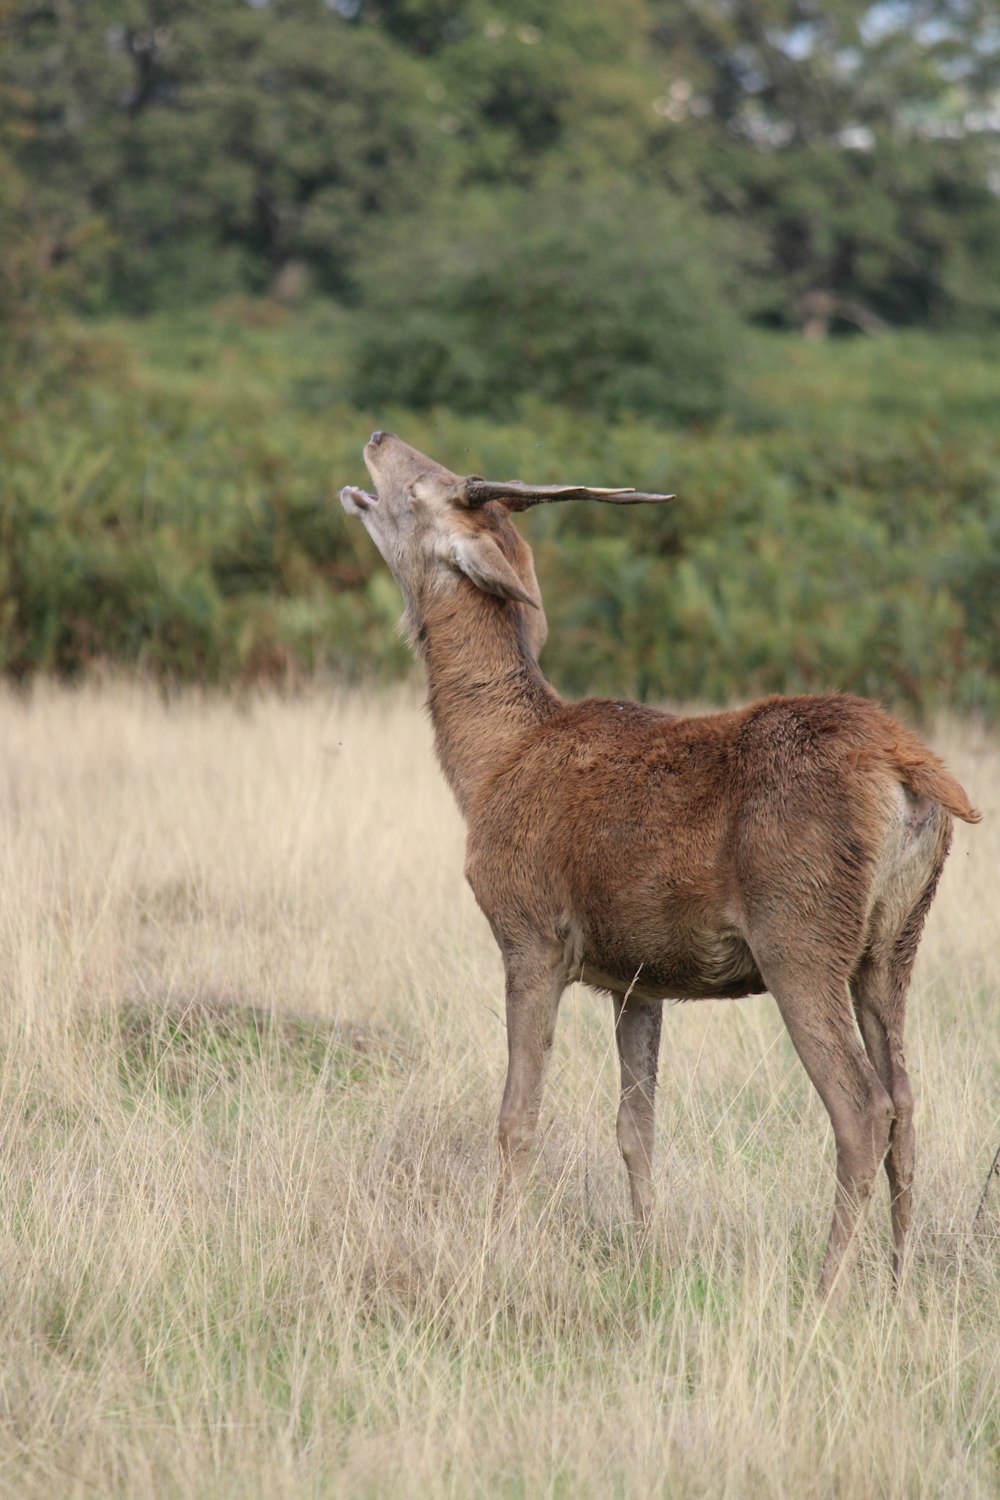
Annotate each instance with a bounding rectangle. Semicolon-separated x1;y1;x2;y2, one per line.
2;312;999;718
348;185;749;425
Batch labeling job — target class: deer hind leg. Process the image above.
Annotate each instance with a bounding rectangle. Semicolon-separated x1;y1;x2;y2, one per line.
851;864;945;1284
760;958;894;1299
494;942;566;1218
611;993;663;1227
852;968;914;1285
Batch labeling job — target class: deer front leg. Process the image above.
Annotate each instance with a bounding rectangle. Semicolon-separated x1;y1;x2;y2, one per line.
612;992;662;1226
495;944;566;1216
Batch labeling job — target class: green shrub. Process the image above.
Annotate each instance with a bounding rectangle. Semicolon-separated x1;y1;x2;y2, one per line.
2;313;999;717
348;186;749;425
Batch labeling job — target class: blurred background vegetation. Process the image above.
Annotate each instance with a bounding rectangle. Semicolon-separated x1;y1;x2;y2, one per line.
1;0;999;715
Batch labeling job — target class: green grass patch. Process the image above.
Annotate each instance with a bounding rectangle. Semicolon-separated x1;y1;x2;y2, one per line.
111;997;401;1104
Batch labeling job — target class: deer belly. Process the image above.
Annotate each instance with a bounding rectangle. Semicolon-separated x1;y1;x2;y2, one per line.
578;926;764;1001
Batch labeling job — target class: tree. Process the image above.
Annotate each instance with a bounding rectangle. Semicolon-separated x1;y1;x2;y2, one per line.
349;181;752;422
649;0;1000;325
2;0;447;308
2;0;998;327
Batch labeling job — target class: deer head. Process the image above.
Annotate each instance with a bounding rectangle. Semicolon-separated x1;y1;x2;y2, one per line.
340;432;673;657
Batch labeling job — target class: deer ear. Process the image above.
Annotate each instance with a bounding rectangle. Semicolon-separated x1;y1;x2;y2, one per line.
448;535;538;607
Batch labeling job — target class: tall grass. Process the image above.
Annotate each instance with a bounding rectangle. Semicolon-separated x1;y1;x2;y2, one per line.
0;681;996;1498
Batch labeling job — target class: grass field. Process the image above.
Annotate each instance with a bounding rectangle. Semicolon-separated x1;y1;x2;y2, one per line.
0;681;996;1498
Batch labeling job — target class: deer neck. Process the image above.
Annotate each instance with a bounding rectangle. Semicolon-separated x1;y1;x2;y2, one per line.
416;587;560;817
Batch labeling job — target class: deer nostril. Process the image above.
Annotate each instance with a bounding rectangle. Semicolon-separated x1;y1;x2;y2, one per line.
370;430;386;446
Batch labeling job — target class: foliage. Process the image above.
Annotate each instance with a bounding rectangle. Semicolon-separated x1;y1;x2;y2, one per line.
348;184;752;422
2;310;998;718
0;149;46;379
2;0;999;336
650;0;1000;327
0;68;76;384
1;0;446;309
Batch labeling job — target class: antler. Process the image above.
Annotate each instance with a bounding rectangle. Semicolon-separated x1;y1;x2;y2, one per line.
462;478;674;512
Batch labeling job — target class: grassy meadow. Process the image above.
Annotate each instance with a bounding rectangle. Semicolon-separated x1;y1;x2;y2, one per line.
0;679;996;1498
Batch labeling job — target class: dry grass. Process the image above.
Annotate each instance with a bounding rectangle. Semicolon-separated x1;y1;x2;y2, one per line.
0;680;996;1499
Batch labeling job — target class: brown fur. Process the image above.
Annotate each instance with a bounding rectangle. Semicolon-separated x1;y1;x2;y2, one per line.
341;433;980;1298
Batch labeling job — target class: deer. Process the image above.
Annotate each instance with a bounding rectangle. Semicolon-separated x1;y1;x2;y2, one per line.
340;431;980;1297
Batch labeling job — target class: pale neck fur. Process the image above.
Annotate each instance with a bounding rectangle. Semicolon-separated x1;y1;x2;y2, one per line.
414;583;561;817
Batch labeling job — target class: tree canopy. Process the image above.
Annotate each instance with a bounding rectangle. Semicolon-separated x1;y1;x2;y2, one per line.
2;0;999;410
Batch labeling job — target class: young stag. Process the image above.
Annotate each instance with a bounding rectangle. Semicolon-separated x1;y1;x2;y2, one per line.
340;432;980;1295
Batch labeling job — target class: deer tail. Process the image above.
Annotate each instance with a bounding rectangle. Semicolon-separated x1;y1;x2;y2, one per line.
885;734;982;824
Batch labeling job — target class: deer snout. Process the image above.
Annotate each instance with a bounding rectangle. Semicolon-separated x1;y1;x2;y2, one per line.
364;430;394;470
